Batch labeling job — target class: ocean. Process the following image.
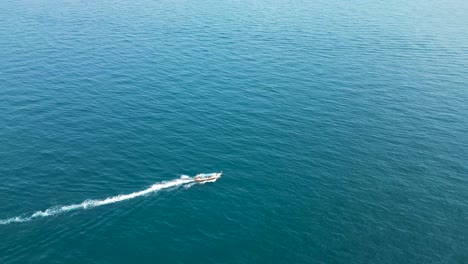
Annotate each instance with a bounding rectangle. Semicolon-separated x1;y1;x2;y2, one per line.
1;0;467;263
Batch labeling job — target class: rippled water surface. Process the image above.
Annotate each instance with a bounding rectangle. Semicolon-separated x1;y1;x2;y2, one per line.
1;0;468;263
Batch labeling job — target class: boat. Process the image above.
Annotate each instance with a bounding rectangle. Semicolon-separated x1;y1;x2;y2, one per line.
194;172;222;182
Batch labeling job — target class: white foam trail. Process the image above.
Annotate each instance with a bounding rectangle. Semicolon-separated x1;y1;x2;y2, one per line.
184;182;196;189
0;176;193;225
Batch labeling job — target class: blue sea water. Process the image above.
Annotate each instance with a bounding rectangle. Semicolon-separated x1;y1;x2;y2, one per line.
1;0;468;263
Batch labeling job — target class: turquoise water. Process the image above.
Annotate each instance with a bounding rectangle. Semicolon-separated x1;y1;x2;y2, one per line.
1;0;468;263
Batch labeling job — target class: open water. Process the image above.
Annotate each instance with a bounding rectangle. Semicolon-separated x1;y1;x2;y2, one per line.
1;0;468;263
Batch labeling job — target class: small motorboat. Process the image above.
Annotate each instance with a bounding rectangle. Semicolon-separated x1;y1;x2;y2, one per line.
194;172;222;182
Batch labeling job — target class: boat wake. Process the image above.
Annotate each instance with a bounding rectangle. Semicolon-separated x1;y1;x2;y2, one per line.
0;176;194;225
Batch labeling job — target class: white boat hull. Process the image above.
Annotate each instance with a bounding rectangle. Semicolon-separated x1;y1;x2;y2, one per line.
194;172;222;182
